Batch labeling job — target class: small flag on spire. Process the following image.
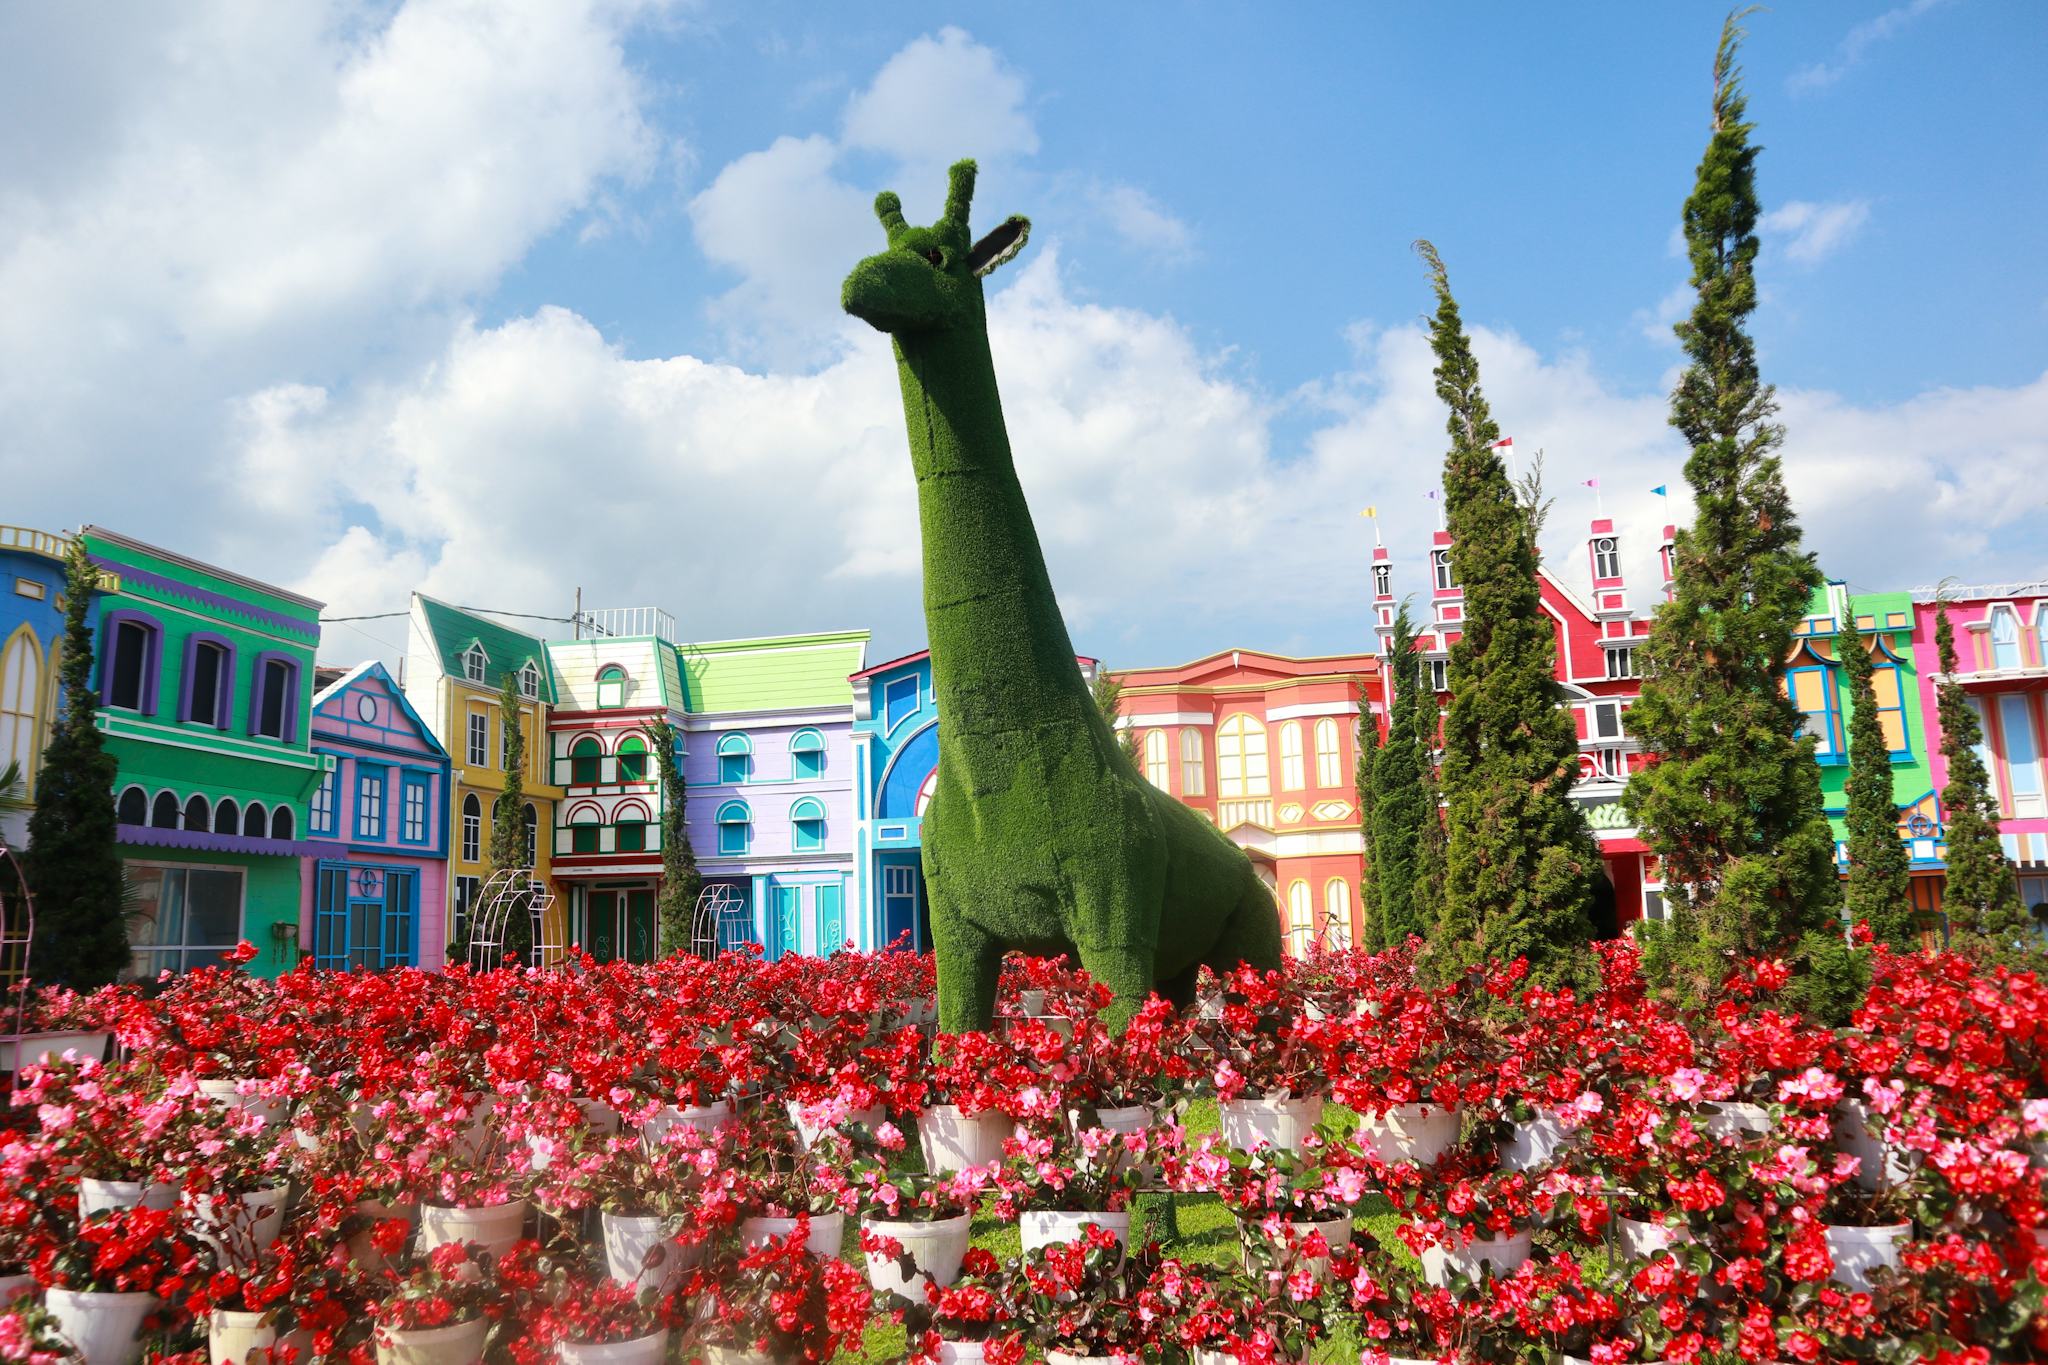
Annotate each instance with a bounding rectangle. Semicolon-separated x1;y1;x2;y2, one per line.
1425;489;1439;500
1651;484;1668;497
1582;477;1600;490
1360;506;1377;519
1488;436;1513;450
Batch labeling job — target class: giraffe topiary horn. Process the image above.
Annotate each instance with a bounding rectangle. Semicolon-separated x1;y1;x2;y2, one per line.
944;159;978;229
875;191;909;240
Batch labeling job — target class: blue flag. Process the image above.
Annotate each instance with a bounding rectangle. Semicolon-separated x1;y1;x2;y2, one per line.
1651;484;1668;496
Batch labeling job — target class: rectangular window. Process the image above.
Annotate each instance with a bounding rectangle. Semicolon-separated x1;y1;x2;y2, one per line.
794;819;823;852
616;822;646;853
1604;646;1637;680
1314;719;1342;788
187;641;226;726
461;802;481;863
401;776;428;844
1998;693;2044;816
255;658;291;740
127;865;243;976
1590;701;1625;741
1428;659;1449;692
1871;663;1909;756
356;768;385;840
453;875;480;949
1180;730;1206;796
719;820;748;856
310;768;336;835
109;620;151;712
719;753;749;784
883;676;919;731
792;746;823;780
467;711;488;767
573;824;601;854
1788;667;1838;757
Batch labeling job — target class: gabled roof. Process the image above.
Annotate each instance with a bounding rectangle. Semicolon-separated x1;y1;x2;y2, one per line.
850;646;1097;682
311;659;451;761
414;594;558;702
676;630;869;714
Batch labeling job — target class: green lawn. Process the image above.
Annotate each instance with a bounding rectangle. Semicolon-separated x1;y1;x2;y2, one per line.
833;1100;1412;1363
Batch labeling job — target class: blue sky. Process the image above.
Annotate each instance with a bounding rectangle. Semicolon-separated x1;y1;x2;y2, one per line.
2;1;2043;668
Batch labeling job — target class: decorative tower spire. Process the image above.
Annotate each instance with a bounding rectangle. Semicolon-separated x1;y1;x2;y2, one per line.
1658;523;1677;602
1586;517;1631;634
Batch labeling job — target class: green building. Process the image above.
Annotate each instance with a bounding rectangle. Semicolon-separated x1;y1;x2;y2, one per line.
83;527;324;978
1789;580;1946;914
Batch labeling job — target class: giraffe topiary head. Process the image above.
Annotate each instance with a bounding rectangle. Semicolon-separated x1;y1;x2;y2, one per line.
841;158;1030;335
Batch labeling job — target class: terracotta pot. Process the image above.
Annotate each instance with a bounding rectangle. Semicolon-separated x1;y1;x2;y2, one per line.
1418;1229;1534;1287
861;1212;973;1301
1020;1209;1132;1258
417;1199;528;1260
556;1329;669;1364
373;1316;487;1365
1355;1103;1462;1165
1217;1095;1324;1154
740;1210;845;1259
917;1105;1012;1174
44;1287;159;1365
209;1307;313;1365
1824;1222;1911;1293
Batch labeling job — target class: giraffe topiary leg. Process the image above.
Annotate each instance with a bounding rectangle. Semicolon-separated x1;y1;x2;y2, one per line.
1204;871;1285;976
932;905;1003;1033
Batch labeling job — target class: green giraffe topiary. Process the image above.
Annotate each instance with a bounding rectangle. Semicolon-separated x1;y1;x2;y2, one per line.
841;159;1281;1031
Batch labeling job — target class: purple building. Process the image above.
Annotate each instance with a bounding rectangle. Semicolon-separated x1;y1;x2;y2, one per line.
300;662;453;969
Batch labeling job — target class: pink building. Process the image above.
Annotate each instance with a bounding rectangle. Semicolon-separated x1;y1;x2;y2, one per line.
300;662;453;969
1912;585;2048;916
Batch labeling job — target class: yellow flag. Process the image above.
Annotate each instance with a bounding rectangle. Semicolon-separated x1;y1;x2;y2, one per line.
1361;506;1377;518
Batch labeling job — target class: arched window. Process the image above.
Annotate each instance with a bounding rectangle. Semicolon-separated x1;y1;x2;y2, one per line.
613;799;649;853
151;790;180;828
616;734;650;783
791;797;826;852
569;735;603;786
116;785;148;825
570;803;604;854
242;802;266;839
716;800;752;857
1592;536;1620;581
214;798;239;836
270;807;293;841
1324;879;1353;950
595;665;626;708
717;733;752;784
790;730;826;780
1216;715;1270;799
1180;729;1206;796
1278;721;1305;791
1991;607;2023;672
523;803;538;866
461;793;482;863
1;628;41;784
180;794;211;834
1432;549;1457;592
1142;730;1170;788
1287;880;1313;957
1314;718;1342;788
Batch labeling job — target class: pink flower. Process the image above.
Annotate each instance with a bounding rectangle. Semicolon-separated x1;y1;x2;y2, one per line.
1667;1068;1705;1103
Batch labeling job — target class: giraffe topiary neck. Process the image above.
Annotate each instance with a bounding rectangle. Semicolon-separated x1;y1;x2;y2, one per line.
892;326;1102;758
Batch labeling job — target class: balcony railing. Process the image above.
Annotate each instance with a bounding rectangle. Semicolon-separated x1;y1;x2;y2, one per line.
573;606;677;642
1216;798;1274;830
0;526;70;560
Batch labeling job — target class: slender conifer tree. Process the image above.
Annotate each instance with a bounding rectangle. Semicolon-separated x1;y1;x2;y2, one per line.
648;716;702;957
1371;607;1431;945
1932;604;2029;964
1835;622;1916;950
487;672;534;965
1355;690;1382;945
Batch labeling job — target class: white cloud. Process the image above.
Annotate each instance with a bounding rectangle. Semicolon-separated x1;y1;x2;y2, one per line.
1633;284;1693;345
1091;183;1195;261
1761;199;1872;265
1789;0;1953;94
840;27;1038;168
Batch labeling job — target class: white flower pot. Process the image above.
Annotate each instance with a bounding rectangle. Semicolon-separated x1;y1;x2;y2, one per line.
788;1100;884;1150
1244;1214;1353;1282
195;1079;288;1128
1195;1353;1313;1365
697;1349;775;1365
1617;1213;1693;1260
1498;1111;1572;1171
1016;989;1047;1016
77;1177;178;1217
347;1198;420;1272
45;1287;159;1365
1824;1222;1911;1292
741;1210;846;1259
417;1198;528;1260
1355;1103;1462;1165
938;1343;990;1365
1075;1103;1158;1184
1046;1352;1121;1365
0;1271;32;1303
374;1316;488;1365
210;1307;313;1365
1217;1095;1324;1154
918;1104;1013;1174
861;1212;973;1301
4;1031;111;1071
1020;1210;1132;1258
1834;1100;1915;1192
557;1329;670;1364
1701;1101;1771;1138
639;1099;733;1149
191;1185;290;1273
600;1211;698;1295
1419;1228;1534;1287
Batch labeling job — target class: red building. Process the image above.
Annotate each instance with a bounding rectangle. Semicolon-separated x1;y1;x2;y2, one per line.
1112;649;1382;955
1373;515;1666;928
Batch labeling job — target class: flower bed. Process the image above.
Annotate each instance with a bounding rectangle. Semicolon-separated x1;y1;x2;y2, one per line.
1;939;2044;1361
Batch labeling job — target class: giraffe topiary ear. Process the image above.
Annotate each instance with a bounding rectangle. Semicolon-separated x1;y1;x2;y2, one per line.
968;215;1030;277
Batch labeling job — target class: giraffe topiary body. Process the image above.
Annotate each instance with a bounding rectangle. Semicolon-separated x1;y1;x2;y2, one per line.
841;160;1281;1031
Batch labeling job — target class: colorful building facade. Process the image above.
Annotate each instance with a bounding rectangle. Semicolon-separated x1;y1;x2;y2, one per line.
1113;649;1377;955
301;662;452;970
849;649;941;952
83;527;324;979
0;527;80;849
679;631;867;959
1912;584;2048;918
402;595;565;954
545;610;687;964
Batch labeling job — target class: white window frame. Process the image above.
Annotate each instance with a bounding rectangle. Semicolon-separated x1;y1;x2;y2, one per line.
1278;721;1305;791
1313;718;1342;788
1143;729;1170;788
467;711;488;768
1180;728;1206;796
1592;537;1620;580
126;861;245;977
1604;646;1637;680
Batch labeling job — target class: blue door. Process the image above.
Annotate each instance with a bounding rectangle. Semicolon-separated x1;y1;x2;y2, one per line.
773;885;802;959
881;862;921;951
817;883;844;954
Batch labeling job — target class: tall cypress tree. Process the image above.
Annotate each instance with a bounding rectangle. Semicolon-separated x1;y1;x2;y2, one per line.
1622;12;1843;1009
1355;688;1381;946
1932;604;2028;963
1417;240;1599;988
487;672;534;966
1091;665;1140;763
23;537;131;988
1371;607;1430;946
647;716;702;957
1835;622;1916;950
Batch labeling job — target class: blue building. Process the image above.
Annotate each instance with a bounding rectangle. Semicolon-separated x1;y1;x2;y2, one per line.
850;649;940;952
0;527;93;849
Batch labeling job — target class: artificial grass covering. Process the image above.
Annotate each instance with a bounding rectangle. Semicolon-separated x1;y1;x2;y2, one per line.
841;159;1281;1035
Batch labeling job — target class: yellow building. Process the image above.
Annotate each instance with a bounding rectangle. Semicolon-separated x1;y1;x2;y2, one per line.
403;595;566;959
